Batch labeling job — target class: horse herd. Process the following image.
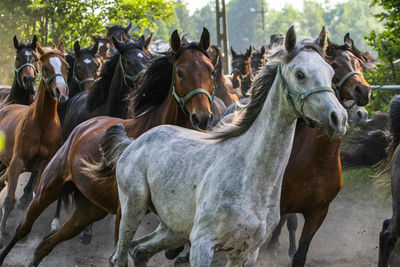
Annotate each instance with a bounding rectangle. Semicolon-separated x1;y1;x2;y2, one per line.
0;22;396;267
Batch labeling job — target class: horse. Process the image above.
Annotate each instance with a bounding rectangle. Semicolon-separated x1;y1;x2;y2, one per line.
0;28;215;266
92;34;111;62
0;35;38;105
0;42;68;247
266;33;372;267
378;95;400;267
15;40;101;211
346;101;368;126
102;26;346;266
106;22;132;55
208;45;239;106
251;46;266;74
231;45;254;95
61;36;149;141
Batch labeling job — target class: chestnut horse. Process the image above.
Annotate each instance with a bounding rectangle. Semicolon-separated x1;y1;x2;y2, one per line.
231;45;253;95
0;35;39;104
0;28;215;266
0;43;68;246
267;33;372;267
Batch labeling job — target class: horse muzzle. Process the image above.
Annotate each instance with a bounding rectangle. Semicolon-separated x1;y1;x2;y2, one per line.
191;111;213;130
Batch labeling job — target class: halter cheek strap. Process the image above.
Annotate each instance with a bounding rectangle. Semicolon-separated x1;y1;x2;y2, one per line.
73;61;95;90
171;66;213;115
278;65;335;127
331;71;363;109
119;55;146;90
14;62;38;86
42;72;68;88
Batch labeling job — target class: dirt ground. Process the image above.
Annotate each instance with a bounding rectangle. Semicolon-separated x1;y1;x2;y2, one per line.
0;172;394;266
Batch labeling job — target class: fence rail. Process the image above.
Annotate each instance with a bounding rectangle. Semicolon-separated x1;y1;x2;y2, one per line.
371;85;400;90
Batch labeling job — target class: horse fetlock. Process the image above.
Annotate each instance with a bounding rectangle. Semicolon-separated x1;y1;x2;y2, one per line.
129;245;150;266
79;229;93;245
50;218;60;233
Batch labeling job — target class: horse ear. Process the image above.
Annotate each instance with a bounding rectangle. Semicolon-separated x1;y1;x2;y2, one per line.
261;45;266;55
169;30;182;53
74;41;81;56
137;35;145;48
13;35;20;49
144;33;152;50
36;42;45;56
285;25;296;52
315;26;328;51
199;27;211;51
344;33;353;50
31;35;37;50
58;42;65;54
231;46;238;58
51;43;57;49
91;41;99;56
125;22;132;33
245;45;252;58
112;36;125;53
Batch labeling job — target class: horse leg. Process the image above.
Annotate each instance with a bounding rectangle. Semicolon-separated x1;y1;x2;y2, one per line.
287;213;298;258
189;235;215;267
129;222;187;266
292;208;328;267
17;171;37;210
50;198;62;233
114;207;121;244
226;248;259;267
378;219;397;267
267;214;288;252
0;165;69;264
79;223;93;245
29;192;107;267
0;168;8;192
109;186;149;267
0;158;24;246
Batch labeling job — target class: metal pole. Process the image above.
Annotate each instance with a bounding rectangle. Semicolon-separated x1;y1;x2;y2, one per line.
216;0;229;74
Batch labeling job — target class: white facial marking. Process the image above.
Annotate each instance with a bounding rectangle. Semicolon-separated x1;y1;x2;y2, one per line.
24;51;32;57
49;57;65;85
99;42;104;48
137;52;144;58
84;59;92;64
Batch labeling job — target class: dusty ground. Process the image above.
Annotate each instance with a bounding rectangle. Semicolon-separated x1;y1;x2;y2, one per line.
0;172;394;266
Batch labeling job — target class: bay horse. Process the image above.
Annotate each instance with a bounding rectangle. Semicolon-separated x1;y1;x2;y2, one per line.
266;33;372;267
208;45;239;106
61;36;149;141
251;46;266;74
92;34;111;62
0;28;215;266
16;40;101;210
231;45;253;95
378;95;400;267
0;42;68;247
0;35;38;105
105;26;347;266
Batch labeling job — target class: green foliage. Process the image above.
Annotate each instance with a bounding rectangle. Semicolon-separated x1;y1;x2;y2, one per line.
0;0;176;84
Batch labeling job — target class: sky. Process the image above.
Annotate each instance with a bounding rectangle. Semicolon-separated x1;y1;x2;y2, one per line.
186;0;348;13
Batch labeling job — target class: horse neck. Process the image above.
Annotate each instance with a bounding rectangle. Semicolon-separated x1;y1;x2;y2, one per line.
32;80;58;122
233;77;297;200
67;80;82;99
8;76;32;105
125;86;190;137
106;62;130;118
241;71;253;94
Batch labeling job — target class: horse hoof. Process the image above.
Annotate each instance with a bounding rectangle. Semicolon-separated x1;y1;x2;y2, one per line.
16;195;31;210
174;253;190;266
165;246;184;260
79;231;92;245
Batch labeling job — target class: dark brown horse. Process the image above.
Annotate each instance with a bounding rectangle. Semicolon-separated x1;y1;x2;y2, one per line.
0;43;68;247
378;96;400;267
0;35;39;105
267;34;372;267
208;45;239;106
230;45;253;95
251;46;266;74
0;28;215;266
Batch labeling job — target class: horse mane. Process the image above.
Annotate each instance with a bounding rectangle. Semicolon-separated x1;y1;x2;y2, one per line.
65;54;75;84
86;52;119;111
211;45;223;75
128;42;209;116
211;39;324;141
38;48;65;61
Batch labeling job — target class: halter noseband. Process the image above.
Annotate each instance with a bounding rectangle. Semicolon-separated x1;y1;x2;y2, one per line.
119;55;146;90
278;65;335;127
171;65;213;115
231;68;251;81
331;71;363;109
14;62;38;87
73;60;96;90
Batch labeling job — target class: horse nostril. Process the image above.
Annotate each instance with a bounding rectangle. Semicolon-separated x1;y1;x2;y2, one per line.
357;111;362;118
330;111;339;128
191;114;200;127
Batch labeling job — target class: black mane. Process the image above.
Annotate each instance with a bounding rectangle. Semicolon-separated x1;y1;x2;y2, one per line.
129;42;209;116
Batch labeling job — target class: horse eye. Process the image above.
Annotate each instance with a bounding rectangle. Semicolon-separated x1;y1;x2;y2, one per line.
295;71;305;80
176;70;184;80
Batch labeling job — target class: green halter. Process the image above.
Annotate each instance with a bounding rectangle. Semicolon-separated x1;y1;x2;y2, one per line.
14;62;38;87
171;66;213;115
278;65;335;127
231;68;252;82
73;61;96;91
41;72;68;88
119;55;146;90
331;71;363;109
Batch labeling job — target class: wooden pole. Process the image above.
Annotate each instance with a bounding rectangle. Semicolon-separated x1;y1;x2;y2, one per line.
216;0;229;74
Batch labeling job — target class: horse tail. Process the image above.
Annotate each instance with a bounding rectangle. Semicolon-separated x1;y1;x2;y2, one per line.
81;124;132;180
388;96;400;161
